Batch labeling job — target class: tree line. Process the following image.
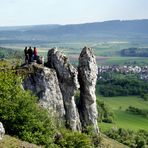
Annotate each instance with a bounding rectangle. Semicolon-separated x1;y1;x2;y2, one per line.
121;47;148;57
97;73;148;97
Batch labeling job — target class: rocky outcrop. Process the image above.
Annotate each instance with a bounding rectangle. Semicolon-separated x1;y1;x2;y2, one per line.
0;122;5;140
78;47;99;133
22;47;99;133
47;48;81;131
23;63;65;118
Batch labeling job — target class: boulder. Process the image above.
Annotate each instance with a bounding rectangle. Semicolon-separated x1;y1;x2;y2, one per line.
0;122;5;140
78;47;99;133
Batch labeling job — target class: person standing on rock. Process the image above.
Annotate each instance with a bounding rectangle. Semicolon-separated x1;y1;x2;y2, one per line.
24;47;29;64
33;47;38;61
28;46;33;63
40;56;44;65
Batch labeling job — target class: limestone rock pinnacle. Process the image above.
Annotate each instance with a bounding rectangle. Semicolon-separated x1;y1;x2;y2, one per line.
47;48;81;131
78;47;99;133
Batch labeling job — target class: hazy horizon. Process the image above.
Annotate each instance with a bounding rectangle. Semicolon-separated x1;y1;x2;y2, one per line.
0;0;148;27
0;19;148;28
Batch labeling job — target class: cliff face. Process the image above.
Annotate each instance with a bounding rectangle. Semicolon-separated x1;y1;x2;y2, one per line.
23;47;99;133
23;64;65;118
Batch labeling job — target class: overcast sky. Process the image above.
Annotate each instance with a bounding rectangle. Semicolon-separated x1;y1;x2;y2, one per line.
0;0;148;26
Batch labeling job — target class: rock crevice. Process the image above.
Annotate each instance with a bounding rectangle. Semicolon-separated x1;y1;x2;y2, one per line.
47;48;81;131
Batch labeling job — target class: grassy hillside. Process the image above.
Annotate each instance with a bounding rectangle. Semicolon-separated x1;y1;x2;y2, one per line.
0;135;42;148
98;96;148;132
0;134;128;148
100;134;129;148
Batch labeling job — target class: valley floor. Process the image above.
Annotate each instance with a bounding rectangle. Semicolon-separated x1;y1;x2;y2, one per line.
98;96;148;132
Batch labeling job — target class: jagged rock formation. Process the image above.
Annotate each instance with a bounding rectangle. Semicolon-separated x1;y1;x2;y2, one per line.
23;63;65;118
47;48;81;131
22;47;99;133
0;122;5;140
78;47;99;133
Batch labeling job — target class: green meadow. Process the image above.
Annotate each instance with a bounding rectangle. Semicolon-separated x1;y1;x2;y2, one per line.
98;96;148;132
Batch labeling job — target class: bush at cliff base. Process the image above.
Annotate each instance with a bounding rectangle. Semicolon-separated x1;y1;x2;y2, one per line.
0;71;57;146
0;70;97;148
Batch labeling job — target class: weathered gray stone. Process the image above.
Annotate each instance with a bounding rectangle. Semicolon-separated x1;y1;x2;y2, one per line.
23;63;65;118
78;47;99;133
22;47;99;133
47;48;81;131
0;122;5;140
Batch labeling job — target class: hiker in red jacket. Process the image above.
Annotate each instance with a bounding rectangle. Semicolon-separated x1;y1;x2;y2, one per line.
33;47;38;60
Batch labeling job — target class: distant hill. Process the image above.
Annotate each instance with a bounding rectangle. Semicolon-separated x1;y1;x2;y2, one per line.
0;19;148;44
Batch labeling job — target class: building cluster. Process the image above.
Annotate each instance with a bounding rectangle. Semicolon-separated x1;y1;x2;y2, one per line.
98;65;148;81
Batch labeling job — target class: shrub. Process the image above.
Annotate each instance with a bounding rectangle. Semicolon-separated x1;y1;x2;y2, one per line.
55;129;93;148
126;106;148;118
141;93;148;101
105;128;148;148
0;71;57;146
97;100;115;123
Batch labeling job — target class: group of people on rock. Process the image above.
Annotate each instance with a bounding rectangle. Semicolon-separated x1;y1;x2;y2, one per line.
24;46;44;64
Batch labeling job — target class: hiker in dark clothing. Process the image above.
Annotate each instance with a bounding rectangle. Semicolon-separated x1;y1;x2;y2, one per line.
24;47;28;64
33;47;38;60
28;46;33;63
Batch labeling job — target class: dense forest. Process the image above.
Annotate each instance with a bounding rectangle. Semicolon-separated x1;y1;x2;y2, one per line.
97;73;148;97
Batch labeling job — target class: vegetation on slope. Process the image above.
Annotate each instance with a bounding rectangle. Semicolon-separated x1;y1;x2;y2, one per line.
1;134;128;148
126;106;148;118
97;100;115;123
0;70;58;147
0;47;23;59
97;95;148;147
106;128;148;148
0;60;127;148
0;135;42;148
99;96;148;132
97;73;148;97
